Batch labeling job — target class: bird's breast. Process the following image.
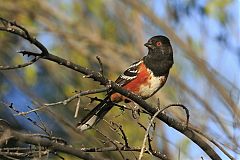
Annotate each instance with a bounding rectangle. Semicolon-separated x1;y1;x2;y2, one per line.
138;70;167;99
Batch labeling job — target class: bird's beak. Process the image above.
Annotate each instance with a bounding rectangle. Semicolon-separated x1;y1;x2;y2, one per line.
144;42;155;50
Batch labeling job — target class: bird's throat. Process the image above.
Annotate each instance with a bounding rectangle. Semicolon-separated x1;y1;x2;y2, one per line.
143;52;173;77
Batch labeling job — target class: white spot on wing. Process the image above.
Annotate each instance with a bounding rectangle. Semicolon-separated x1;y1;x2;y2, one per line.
77;115;98;131
120;75;137;80
129;60;142;68
128;70;138;73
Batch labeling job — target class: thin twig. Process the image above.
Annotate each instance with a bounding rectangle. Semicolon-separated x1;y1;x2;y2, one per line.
87;96;149;115
2;102;49;134
74;97;81;118
96;55;104;75
138;109;161;160
14;88;109;116
27;106;50;136
0;56;40;70
169;103;189;128
190;127;235;160
0;126;96;160
138;103;189;160
17;50;42;57
110;122;129;148
0;18;49;55
93;127;125;159
81;146;168;160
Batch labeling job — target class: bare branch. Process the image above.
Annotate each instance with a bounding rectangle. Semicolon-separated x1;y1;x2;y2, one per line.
139;104;188;160
110;122;129;148
17;50;42;57
13;88;109;116
0;147;48;159
92;127;125;159
74;97;81;118
2;102;51;136
0;56;40;70
0;121;97;160
96;55;104;76
191;127;235;160
0;18;49;55
82;146;168;160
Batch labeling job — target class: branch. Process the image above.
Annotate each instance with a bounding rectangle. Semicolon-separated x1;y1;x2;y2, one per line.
110;122;130;148
3;102;51;136
139;109;161;160
0;120;98;160
0;17;49;56
0;17;224;160
190;127;235;160
0;147;48;159
92;127;125;159
96;55;104;76
13;87;109;116
82;146;168;160
0;56;40;70
139;104;188;160
74;97;81;118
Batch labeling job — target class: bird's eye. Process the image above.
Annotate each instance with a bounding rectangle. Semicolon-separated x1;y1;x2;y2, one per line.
156;41;162;46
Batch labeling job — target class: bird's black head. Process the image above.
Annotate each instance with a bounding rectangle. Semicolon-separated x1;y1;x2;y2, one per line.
143;35;174;76
144;35;171;51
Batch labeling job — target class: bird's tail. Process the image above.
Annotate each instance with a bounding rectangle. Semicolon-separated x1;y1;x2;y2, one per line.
77;96;114;131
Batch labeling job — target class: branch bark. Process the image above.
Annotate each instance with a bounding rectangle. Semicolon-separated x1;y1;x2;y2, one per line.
0;125;97;160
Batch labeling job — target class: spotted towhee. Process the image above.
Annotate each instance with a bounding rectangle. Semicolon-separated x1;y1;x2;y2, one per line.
77;35;174;131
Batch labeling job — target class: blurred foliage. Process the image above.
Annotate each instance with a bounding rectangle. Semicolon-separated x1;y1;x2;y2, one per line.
0;0;239;159
205;0;231;23
23;66;37;86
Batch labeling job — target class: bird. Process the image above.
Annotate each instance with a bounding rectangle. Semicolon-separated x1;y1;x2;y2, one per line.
77;35;174;131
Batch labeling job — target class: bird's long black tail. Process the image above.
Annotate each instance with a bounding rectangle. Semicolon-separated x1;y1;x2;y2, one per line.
77;96;114;131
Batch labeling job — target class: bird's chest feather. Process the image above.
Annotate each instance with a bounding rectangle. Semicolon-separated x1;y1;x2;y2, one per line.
138;71;167;99
122;63;167;99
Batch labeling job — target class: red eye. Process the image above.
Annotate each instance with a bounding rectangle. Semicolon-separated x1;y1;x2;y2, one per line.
156;41;162;46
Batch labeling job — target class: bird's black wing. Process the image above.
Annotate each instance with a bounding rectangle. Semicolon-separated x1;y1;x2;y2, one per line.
115;59;143;86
